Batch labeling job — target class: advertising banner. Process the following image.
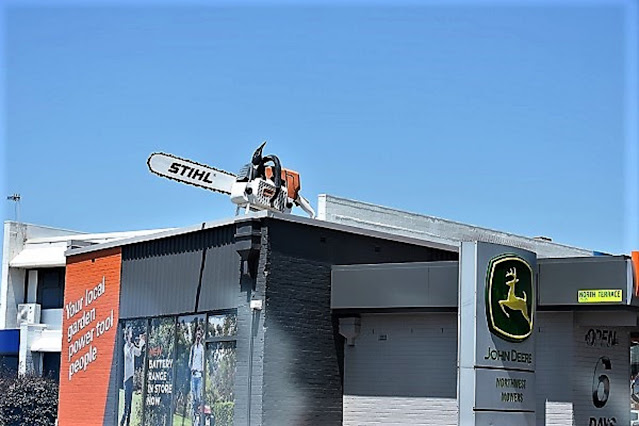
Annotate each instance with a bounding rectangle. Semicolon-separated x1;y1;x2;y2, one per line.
143;317;175;426
118;319;147;426
58;248;122;426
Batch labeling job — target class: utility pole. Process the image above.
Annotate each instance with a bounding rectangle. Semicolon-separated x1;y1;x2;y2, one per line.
6;193;21;222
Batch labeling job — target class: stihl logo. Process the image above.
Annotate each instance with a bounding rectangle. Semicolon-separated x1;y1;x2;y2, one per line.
168;162;213;183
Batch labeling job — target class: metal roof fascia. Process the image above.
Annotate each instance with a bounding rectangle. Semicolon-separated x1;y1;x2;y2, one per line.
264;211;459;253
66;210;458;258
65;212;269;257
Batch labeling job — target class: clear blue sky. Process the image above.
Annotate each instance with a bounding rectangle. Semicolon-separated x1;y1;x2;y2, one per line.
1;1;637;255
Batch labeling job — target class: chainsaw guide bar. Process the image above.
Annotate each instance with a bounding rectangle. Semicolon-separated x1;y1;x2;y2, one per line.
147;152;237;195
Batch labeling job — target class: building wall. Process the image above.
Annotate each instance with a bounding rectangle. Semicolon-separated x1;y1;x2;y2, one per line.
537;313;631;426
263;219;457;426
342;313;458;426
115;224;247;425
58;248;122;426
120;226;238;319
536;312;575;426
234;221;268;426
1;221;26;329
572;322;629;426
339;310;633;426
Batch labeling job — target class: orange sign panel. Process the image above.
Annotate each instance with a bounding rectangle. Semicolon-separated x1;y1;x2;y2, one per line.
633;251;639;297
58;248;122;426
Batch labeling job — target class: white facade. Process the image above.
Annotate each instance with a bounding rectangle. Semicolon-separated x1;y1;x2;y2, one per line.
0;221;167;376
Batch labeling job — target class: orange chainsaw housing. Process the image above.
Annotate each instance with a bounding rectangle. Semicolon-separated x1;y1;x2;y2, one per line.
265;167;301;200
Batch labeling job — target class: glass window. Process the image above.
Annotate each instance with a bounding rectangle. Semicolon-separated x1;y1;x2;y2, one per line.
118;319;147;426
207;313;237;339
36;268;65;309
42;353;60;381
0;355;18;378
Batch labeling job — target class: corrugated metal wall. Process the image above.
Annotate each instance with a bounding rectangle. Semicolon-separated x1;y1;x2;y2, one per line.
199;225;241;312
120;225;238;318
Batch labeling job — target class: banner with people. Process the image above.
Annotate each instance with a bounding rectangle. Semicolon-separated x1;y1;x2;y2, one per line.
173;314;206;426
118;319;147;426
117;311;236;426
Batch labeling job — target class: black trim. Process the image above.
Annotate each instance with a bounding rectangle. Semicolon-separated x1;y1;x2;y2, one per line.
23;270;29;304
332;307;457;315
475;365;534;374
538;305;639;312
193;224;208;312
333;305;639;315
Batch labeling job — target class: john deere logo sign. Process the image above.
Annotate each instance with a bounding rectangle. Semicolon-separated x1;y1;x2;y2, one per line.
486;254;534;342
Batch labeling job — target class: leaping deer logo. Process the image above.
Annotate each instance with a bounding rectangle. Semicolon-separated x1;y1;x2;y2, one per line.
498;267;530;324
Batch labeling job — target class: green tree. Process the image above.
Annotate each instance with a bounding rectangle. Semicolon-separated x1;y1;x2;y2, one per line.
0;374;58;426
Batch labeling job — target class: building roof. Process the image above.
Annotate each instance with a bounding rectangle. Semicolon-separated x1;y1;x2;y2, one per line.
65;194;604;259
65;210;460;257
7;223;171;268
317;194;595;258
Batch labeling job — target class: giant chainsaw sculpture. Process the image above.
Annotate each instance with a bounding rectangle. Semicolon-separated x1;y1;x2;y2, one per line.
147;142;315;218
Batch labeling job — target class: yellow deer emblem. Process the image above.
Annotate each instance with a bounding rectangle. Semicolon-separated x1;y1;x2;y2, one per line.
498;267;530;324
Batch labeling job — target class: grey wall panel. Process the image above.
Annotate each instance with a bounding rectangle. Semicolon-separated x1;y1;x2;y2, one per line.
233;225;268;426
120;226;238;318
535;312;574;426
198;226;240;312
267;219;458;264
120;249;202;318
572;323;629;426
539;256;630;306
332;261;458;309
262;219;457;426
342;314;458;426
333;255;637;311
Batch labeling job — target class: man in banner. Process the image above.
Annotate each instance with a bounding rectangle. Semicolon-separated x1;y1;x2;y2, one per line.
120;327;145;426
189;328;205;425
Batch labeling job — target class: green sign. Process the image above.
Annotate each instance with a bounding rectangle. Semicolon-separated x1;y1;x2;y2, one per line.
485;254;534;342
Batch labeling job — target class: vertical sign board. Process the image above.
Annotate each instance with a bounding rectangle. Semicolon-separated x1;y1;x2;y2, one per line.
575;326;629;426
458;242;537;426
58;248;121;426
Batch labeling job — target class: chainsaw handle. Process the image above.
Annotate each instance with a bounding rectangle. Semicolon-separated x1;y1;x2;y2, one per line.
260;154;282;204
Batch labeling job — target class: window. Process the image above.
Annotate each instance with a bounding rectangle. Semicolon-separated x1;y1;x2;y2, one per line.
36;268;65;309
42;353;60;381
0;355;18;378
